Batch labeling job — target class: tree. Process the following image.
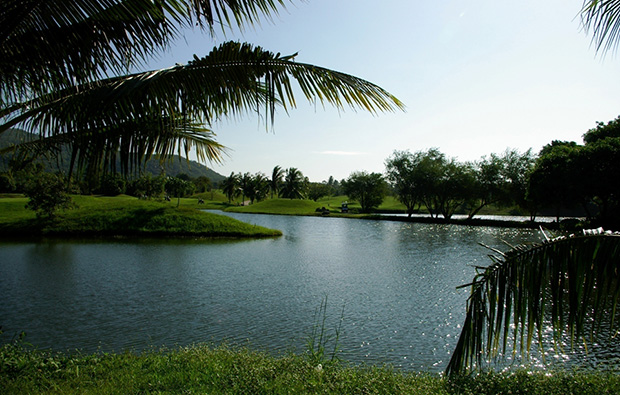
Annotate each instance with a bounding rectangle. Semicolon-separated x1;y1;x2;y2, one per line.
270;165;284;199
220;172;240;204
165;176;194;207
23;172;75;219
527;142;584;222
0;1;403;179
128;174;166;199
307;182;331;202
385;150;423;217
583;116;620;144
467;149;536;219
501;148;536;218
280;167;306;199
247;172;269;204
343;171;387;213
193;176;212;193
393;148;472;219
98;173;126;196
581;137;620;227
466;154;507;219
430;159;476;219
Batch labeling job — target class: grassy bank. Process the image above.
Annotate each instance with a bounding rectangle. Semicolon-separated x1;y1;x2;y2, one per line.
223;197;553;229
0;195;281;238
2;343;619;394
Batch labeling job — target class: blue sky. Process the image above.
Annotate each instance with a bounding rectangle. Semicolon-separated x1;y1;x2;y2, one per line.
147;0;620;182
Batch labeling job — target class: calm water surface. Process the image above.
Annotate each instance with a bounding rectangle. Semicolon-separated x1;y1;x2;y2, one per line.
0;212;542;371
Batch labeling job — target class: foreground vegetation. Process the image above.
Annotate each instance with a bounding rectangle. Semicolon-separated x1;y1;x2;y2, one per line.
0;195;280;238
2;342;619;395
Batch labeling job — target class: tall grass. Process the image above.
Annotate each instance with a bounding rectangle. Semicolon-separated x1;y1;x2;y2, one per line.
305;297;345;368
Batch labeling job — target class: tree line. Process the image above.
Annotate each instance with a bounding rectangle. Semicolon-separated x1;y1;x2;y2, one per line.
221;114;617;228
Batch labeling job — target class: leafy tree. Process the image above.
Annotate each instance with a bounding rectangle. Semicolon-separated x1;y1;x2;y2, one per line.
270;165;284;199
220;172;240;204
581;137;620;227
280;167;306;199
466;154;507;219
385;150;423;217
408;149;446;218
583;116;620;144
326;176;342;196
98;173;126;196
0;172;16;193
527;143;584;222
1;0;403;179
165;176;194;207
307;182;331;202
343;171;387;213
176;173;192;181
501;148;536;217
23;172;74;219
431;159;476;219
193;176;212;193
128;174;166;199
467;149;536;219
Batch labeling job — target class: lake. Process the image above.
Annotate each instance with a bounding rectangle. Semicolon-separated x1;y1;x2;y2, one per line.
0;212;542;371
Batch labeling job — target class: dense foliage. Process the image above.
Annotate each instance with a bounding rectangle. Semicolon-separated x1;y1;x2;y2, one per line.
527;117;620;228
385;148;535;220
342;171;388;213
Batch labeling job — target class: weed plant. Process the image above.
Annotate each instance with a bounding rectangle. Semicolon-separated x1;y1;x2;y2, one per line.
305;296;344;368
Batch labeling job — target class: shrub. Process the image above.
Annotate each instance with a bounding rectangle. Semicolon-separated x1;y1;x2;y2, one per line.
23;172;74;219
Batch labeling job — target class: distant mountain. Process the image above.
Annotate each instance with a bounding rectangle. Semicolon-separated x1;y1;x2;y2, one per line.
0;129;226;183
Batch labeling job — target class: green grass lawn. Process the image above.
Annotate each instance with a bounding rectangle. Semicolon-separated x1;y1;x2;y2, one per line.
0;191;532;239
0;194;281;238
2;342;619;395
224;196;412;216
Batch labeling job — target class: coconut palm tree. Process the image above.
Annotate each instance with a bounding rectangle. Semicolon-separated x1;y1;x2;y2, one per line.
270;165;284;199
220;172;239;204
0;0;404;177
280;167;305;199
447;229;620;375
249;172;269;203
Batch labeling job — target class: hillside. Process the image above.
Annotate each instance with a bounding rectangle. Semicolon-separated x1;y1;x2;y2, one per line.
0;129;225;182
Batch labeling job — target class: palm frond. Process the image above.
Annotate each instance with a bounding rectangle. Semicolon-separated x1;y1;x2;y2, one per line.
2;41;402;174
447;230;620;375
1;117;226;177
581;0;620;53
0;0;292;102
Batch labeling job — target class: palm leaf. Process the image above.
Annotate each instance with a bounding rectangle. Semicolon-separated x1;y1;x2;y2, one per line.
447;230;620;375
581;0;620;53
0;0;291;102
2;41;403;174
0;117;225;177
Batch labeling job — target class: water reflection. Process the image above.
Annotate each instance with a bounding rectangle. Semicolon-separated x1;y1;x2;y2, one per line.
1;213;544;371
